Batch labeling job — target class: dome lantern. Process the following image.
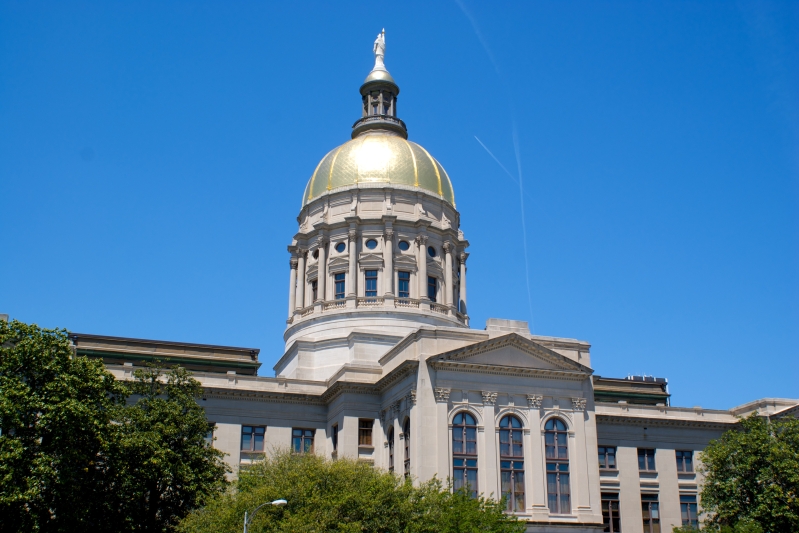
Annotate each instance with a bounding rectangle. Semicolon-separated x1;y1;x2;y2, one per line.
352;29;407;139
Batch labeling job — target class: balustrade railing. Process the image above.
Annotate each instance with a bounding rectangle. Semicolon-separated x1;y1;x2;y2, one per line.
395;298;420;309
357;297;384;308
323;300;346;311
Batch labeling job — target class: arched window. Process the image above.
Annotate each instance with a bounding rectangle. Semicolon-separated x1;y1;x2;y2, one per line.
452;412;478;498
403;418;411;478
499;415;525;512
545;418;570;514
387;426;395;472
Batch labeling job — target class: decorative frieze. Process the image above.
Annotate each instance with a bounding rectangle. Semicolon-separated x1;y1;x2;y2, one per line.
571;397;587;411
527;394;543;408
434;387;451;402
481;391;497;405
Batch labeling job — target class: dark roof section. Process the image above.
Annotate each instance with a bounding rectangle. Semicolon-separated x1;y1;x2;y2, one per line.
593;375;670;406
70;332;261;376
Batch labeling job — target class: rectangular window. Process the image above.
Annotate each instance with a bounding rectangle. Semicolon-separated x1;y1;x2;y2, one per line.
334;273;345;299
358;418;373;446
641;494;660;533
602;493;621;532
241;426;265;452
680;495;698;527
500;460;525;512
398;271;410;298
427;276;437;302
598;446;617;469
311;279;318;302
292;428;314;454
638;448;656;471
676;450;694;472
546;463;570;514
205;423;215;447
365;270;378;298
331;423;338;452
453;458;478;498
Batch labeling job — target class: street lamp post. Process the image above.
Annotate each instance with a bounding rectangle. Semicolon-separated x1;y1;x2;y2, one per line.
243;499;287;533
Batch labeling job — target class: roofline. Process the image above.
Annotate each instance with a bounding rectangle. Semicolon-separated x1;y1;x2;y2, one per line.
69;332;260;355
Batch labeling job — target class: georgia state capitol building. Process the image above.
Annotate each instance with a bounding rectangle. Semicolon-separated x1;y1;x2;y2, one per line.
70;32;798;533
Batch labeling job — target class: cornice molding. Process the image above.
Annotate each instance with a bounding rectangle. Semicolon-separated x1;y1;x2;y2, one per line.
430;360;588;381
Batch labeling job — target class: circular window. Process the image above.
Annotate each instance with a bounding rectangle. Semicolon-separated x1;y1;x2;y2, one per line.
398;240;410;251
313;249;319;259
427;246;437;257
365;239;378;250
335;242;346;253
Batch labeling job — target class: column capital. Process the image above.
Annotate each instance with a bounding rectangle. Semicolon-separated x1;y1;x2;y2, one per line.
383;228;395;241
316;235;329;246
442;240;453;253
289;257;298;269
415;234;428;246
481;391;498;405
527;395;543;409
348;229;358;241
459;252;469;264
571;397;587;411
434;387;451;403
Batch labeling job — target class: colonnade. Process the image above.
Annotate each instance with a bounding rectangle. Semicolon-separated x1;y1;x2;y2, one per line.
287;230;468;320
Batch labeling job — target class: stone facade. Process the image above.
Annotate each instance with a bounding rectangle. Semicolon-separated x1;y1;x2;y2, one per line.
72;45;798;533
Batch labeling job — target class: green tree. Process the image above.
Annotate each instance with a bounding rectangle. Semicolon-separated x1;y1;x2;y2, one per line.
110;364;230;532
178;450;525;533
0;319;229;533
698;413;799;533
0;319;127;532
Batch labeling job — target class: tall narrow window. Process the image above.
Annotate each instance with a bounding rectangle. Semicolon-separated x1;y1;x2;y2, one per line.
452;412;478;498
641;494;660;533
365;270;378;298
311;279;318;302
388;426;395;472
499;415;525;512
680;495;698;528
676;450;693;472
403;418;411;478
292;428;314;454
427;276;437;302
358;419;373;446
241;426;265;452
545;418;570;514
331;423;339;453
598;446;617;469
398;271;410;298
334;273;345;299
638;448;656;471
602;493;621;532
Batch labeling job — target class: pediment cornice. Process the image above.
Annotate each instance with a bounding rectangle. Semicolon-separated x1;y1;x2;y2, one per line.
431;333;592;374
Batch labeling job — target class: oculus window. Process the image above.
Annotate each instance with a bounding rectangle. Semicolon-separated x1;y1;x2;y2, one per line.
427;246;437;257
335;242;346;253
398;240;410;251
365;239;378;250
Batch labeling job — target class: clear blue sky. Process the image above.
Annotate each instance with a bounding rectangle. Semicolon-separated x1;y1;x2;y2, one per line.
1;1;796;409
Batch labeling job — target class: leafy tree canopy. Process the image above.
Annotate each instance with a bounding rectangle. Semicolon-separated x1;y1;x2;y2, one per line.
0;319;229;533
698;413;799;533
178;451;525;533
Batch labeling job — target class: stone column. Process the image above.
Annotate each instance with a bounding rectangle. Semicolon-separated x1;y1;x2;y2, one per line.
347;229;357;308
443;241;453;310
288;256;298;318
383;228;394;297
316;236;328;304
295;249;306;311
481;391;499;498
458;252;468;315
416;235;429;308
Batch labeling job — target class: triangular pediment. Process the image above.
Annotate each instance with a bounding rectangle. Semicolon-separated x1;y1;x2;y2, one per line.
431;333;591;374
328;256;349;268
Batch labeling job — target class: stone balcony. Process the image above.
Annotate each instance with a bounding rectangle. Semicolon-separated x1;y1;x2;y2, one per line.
287;296;468;327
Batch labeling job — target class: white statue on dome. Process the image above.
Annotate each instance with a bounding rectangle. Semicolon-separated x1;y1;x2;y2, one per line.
373;29;386;70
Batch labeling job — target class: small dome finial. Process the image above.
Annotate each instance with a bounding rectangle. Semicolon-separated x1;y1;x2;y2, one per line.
373;29;386;71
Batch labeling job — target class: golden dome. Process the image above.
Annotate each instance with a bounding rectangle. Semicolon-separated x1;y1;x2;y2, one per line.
303;133;455;207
